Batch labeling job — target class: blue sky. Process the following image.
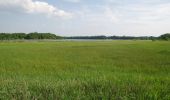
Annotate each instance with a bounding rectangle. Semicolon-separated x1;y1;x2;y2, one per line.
0;0;170;36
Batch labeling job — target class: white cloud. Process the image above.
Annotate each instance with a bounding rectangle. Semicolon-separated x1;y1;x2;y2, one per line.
104;7;120;23
64;0;81;3
74;5;120;23
124;3;170;23
101;2;170;24
0;0;73;19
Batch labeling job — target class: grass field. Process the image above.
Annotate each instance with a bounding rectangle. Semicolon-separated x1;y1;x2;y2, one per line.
0;40;170;100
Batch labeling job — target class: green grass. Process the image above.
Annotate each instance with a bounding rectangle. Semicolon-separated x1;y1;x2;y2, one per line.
0;40;170;100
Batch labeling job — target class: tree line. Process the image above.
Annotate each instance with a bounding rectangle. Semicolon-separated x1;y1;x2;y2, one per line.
158;33;170;41
64;36;157;40
0;32;169;41
65;33;170;41
0;32;62;40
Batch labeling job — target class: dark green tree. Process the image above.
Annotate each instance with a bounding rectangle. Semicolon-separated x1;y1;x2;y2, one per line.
159;33;170;41
0;32;61;40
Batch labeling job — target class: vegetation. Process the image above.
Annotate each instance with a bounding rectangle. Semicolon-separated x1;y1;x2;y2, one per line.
0;41;170;99
2;32;170;41
64;35;157;40
0;32;62;40
159;33;170;41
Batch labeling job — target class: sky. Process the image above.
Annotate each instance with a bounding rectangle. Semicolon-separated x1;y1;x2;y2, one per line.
0;0;170;36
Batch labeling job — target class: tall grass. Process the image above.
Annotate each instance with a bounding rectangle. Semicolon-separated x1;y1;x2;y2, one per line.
0;40;170;99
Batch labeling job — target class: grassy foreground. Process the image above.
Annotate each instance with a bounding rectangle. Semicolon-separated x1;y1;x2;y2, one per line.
0;40;170;100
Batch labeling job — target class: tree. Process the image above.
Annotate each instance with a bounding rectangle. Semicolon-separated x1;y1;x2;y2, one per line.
25;32;62;39
159;33;170;41
0;32;61;40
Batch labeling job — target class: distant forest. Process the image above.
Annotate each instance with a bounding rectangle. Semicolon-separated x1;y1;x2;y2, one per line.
0;32;62;40
65;36;156;40
65;33;170;40
0;32;170;40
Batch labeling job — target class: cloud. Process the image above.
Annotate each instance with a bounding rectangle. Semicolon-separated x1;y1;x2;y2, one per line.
63;0;81;3
74;5;120;24
100;1;170;24
0;0;73;19
104;7;120;23
124;3;170;23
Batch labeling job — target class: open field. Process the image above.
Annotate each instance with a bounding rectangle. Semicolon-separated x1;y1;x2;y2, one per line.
0;40;170;100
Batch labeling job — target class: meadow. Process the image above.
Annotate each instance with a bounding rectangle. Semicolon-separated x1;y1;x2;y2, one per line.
0;40;170;100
